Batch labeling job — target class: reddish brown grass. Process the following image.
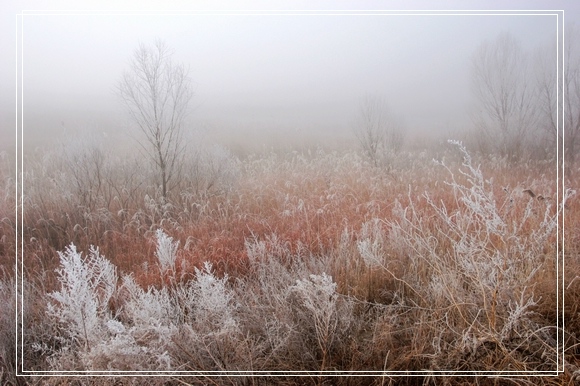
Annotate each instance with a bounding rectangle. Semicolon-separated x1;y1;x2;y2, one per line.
1;146;578;384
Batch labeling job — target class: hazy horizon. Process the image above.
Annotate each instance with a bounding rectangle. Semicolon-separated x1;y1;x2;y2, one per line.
1;1;578;154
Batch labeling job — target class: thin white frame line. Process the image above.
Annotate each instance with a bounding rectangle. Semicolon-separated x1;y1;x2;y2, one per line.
19;9;564;12
19;12;25;377
556;15;566;371
14;12;19;379
18;368;563;373
20;374;561;378
21;9;564;16
18;370;562;375
556;13;560;372
559;9;565;374
16;8;564;377
16;12;561;16
21;376;562;378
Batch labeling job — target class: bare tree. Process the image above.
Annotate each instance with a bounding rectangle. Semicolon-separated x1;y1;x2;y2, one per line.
536;41;560;151
61;134;106;211
537;24;580;170
471;32;540;160
118;41;193;200
352;95;404;167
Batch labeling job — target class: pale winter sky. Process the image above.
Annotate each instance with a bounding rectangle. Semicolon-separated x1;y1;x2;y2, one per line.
1;1;578;152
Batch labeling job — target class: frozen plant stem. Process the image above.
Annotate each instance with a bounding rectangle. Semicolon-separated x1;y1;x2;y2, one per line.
155;228;179;274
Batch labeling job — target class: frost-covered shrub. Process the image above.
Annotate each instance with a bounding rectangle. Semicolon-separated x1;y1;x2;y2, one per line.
170;262;243;371
191;262;236;331
46;250;178;371
359;140;572;371
154;228;179;273
88;274;178;371
290;273;341;327
426;141;571;300
121;274;178;331
356;218;385;268
41;234;248;372
84;331;170;371
47;244;116;351
43;244;122;370
43;242;176;371
235;236;348;371
288;273;354;370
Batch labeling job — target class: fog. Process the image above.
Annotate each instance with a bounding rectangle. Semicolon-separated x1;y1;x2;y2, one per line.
1;1;578;153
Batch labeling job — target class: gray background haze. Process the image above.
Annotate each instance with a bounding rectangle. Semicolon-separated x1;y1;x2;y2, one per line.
1;1;579;153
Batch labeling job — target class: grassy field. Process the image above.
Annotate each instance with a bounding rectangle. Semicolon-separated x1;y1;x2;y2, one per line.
0;140;579;385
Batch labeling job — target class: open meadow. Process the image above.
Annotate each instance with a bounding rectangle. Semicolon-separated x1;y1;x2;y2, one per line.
0;138;578;385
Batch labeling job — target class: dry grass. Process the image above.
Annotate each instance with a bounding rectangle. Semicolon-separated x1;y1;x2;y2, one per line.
0;141;578;385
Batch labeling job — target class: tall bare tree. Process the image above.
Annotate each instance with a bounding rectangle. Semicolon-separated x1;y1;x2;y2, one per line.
118;41;193;200
537;24;580;170
536;40;560;150
352;95;404;167
471;32;539;160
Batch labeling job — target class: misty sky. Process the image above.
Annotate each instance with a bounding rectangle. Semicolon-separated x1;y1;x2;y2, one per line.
1;1;579;152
